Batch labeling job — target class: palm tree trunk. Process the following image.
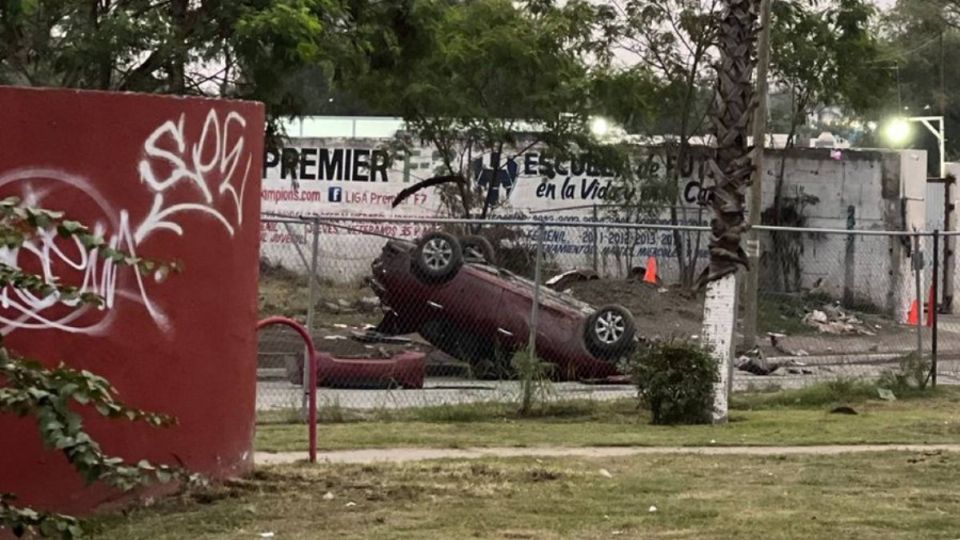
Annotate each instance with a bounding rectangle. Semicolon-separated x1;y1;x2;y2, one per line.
702;0;758;285
701;0;759;424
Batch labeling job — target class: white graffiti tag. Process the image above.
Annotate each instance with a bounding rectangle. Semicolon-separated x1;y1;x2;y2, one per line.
0;108;253;335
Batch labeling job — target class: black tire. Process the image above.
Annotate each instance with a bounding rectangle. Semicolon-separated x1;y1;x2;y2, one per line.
584;304;636;359
413;232;463;282
461;235;496;264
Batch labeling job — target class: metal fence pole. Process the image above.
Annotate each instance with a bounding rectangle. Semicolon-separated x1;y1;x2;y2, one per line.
592;204;599;272
932;230;940;387
302;218;321;416
914;234;924;363
283;220;325;289
528;224;545;359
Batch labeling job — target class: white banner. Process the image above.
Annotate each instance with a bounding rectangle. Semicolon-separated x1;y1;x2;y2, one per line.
260;137;712;281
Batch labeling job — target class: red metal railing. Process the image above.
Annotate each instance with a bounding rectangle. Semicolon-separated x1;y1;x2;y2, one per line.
256;316;317;463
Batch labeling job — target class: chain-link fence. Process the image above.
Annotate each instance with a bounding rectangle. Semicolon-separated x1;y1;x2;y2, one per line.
742;227;947;392
257;214;952;421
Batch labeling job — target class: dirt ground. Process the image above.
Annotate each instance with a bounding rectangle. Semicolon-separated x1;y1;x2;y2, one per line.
565;279;704;341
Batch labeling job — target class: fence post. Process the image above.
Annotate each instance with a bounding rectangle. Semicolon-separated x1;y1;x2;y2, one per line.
914;234;924;365
592;204;599;272
932;230;940;388
283;220;324;289
302;218;321;416
528;223;545;359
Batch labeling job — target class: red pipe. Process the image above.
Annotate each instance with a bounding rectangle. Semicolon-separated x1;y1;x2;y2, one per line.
256;316;317;463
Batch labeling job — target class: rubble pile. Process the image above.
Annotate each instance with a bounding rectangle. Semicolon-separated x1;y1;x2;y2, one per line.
802;304;877;336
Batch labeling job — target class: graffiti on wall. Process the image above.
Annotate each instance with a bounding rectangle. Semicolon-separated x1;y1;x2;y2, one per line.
0;109;252;335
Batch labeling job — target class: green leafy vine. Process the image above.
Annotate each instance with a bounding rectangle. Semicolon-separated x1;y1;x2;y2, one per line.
0;198;196;539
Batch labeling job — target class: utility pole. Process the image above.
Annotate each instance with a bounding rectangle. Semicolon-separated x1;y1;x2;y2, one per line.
742;0;772;350
939;30;955;313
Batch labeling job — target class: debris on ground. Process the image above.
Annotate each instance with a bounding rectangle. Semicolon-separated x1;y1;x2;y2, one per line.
766;333;812;358
351;330;414;345
545;268;598;291
830;406;858;415
802;304;877;336
877;388;897;401
736;348;815;376
322;296;382;314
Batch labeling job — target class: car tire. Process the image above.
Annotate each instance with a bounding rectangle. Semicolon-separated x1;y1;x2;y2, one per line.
461;235;496;264
413;231;463;282
584;304;636;359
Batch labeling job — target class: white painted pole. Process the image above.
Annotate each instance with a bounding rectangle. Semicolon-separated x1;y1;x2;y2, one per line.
702;272;740;423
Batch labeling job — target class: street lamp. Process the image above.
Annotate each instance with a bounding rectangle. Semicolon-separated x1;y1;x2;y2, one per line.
882;115;946;177
884;118;912;147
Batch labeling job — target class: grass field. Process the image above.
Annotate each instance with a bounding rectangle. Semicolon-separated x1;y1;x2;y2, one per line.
256;384;960;452
93;451;960;539
86;383;960;539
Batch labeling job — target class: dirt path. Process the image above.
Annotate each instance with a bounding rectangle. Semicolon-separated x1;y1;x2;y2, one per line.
256;444;960;465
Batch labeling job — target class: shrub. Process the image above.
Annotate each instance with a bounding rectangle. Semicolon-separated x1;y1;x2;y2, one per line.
512;349;555;416
878;352;933;393
624;340;718;425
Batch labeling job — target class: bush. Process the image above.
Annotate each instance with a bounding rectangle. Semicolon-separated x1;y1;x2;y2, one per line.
878;352;932;392
624;340;718;425
512;349;555;416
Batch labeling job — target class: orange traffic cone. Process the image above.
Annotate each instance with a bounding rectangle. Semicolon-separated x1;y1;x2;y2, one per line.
907;300;920;326
643;257;658;284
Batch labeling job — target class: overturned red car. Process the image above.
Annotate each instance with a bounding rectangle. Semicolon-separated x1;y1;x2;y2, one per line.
369;231;637;380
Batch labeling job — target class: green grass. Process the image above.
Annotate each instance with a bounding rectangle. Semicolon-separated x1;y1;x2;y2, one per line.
92;451;960;539
255;386;960;452
730;378;936;409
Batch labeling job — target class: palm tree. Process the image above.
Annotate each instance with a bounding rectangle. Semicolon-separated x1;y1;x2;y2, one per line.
701;0;758;284
700;0;759;424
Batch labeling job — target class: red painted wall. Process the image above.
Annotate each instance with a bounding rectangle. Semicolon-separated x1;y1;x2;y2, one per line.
0;86;264;513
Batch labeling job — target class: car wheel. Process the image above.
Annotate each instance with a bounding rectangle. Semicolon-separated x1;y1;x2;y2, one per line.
413;232;463;282
585;304;636;359
461;235;496;264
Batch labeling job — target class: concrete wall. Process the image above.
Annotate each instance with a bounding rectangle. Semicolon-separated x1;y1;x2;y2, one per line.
0;87;264;514
756;148;926;322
